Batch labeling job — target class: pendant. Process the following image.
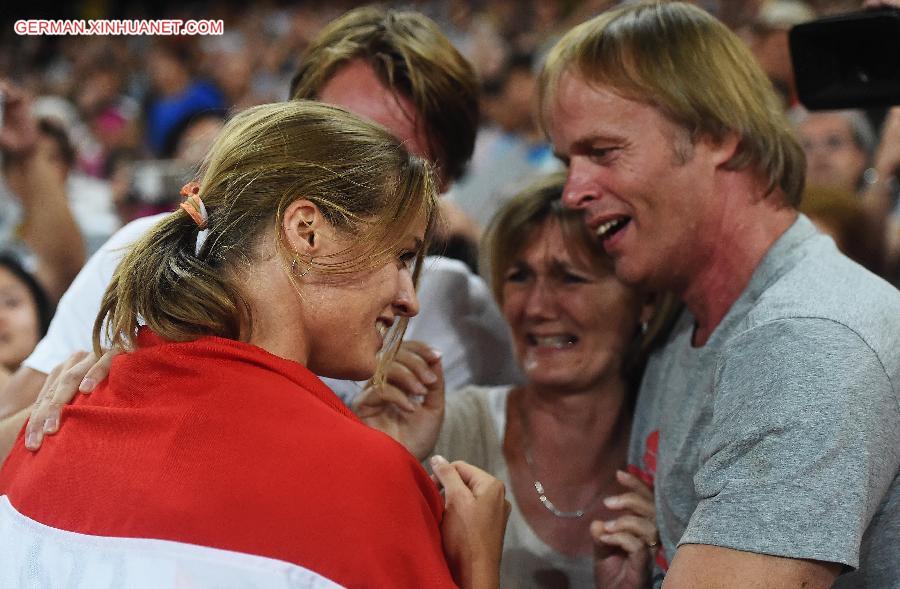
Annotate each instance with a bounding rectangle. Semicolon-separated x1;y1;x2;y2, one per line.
534;480;585;519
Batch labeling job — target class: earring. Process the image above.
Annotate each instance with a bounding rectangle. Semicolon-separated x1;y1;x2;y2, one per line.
640;321;649;335
291;256;311;277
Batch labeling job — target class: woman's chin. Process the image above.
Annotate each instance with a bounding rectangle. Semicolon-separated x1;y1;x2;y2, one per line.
316;362;376;383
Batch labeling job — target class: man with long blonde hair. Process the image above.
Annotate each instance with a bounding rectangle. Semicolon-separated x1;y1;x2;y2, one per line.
540;2;898;588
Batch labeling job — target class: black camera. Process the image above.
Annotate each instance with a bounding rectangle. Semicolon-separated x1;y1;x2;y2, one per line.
789;8;900;109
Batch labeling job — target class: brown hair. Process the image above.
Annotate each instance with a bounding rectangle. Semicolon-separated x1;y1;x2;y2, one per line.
481;172;680;381
289;5;479;183
539;1;806;206
95;101;437;361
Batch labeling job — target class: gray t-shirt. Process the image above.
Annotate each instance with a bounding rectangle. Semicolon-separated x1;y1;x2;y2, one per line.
629;215;900;588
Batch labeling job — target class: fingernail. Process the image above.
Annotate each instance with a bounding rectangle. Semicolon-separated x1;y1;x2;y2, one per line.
599;534;614;542
42;416;58;433
617;469;633;480
604;496;622;508
25;431;40;450
422;371;437;384
430;455;448;467
604;520;618;531
79;377;95;392
413;383;428;395
429;348;442;360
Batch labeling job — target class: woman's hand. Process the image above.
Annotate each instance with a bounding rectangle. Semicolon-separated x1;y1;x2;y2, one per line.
592;470;658;589
24;348;119;450
431;455;510;589
353;340;444;461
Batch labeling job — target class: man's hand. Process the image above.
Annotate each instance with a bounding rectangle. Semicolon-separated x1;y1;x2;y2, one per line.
353;341;444;460
24;348;119;450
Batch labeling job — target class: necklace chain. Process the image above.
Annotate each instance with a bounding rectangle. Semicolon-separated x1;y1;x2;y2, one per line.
522;441;606;519
518;396;610;520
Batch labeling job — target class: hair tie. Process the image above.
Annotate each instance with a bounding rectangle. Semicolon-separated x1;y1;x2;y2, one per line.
179;182;210;255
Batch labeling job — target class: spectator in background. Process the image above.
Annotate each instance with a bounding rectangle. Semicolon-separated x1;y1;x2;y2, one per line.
0;82;86;302
144;42;225;158
797;108;900;277
743;0;817;108
865;107;900;284
73;59;140;180
798;109;875;193
208;38;269;112
447;52;561;242
0;255;52;390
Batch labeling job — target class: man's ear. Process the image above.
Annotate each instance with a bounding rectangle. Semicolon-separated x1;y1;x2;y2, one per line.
705;132;741;168
282;199;324;256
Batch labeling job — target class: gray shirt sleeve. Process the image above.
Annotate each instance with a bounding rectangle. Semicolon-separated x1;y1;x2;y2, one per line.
680;318;899;569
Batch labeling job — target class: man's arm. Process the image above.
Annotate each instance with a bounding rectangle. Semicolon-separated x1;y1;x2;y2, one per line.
672;318;897;587
663;545;840;589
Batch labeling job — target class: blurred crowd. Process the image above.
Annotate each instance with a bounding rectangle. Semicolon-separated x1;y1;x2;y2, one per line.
1;0;899;379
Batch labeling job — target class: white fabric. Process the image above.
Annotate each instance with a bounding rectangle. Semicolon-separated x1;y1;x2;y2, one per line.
435;386;595;588
25;218;521;404
24;214;164;373
66;173;121;255
0;496;343;589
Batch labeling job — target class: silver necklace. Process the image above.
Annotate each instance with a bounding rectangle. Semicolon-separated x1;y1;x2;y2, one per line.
518;399;609;519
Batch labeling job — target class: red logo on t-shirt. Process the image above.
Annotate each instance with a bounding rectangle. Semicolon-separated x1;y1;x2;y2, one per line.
627;430;668;572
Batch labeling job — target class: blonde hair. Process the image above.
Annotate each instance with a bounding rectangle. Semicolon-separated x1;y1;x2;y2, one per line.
481;172;680;381
95;101;437;364
289;6;479;183
538;1;806;206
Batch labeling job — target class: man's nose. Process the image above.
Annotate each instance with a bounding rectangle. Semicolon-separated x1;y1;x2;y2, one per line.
561;163;599;210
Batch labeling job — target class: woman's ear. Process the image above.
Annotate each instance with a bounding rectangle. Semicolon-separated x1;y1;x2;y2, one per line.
282;199;323;256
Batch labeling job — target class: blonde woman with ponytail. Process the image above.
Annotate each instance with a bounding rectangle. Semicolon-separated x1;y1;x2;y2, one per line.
0;101;508;589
